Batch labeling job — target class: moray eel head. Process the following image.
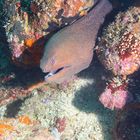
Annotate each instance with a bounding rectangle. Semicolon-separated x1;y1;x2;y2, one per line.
40;48;74;84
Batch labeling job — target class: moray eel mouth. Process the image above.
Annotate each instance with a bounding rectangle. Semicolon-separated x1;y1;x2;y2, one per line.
44;65;71;81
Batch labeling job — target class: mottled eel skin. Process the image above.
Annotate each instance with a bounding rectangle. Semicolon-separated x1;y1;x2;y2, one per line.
40;0;112;84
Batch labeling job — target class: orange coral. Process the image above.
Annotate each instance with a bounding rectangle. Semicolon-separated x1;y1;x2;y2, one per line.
0;116;40;139
24;38;36;48
13;37;45;68
18;116;32;125
0;124;14;135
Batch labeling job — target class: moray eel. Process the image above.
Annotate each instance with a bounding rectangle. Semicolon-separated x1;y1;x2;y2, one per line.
40;0;112;84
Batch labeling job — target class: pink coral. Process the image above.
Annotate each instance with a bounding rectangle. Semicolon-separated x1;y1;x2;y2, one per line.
99;80;129;110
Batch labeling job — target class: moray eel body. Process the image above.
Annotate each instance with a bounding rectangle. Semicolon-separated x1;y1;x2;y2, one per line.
40;0;112;84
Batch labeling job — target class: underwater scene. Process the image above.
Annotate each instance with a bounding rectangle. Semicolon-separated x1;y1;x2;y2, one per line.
0;0;140;139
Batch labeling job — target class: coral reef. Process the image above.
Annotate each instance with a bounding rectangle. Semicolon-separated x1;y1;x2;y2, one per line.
4;0;93;68
96;3;140;109
0;1;140;139
0;0;93;106
96;5;140;77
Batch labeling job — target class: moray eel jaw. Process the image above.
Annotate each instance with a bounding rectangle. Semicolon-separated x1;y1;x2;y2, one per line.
44;65;72;82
